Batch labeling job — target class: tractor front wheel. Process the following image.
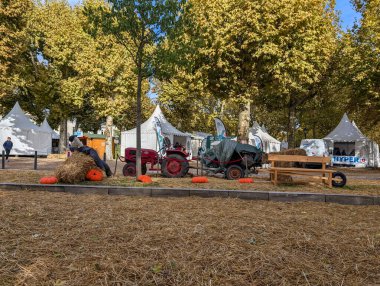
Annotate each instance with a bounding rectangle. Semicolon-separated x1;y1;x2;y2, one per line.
226;165;244;180
122;163;147;177
161;154;189;178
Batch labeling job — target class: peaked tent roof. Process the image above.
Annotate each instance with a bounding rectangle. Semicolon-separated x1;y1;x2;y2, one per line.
0;102;42;130
40;118;60;139
248;121;281;144
261;125;268;133
324;113;368;142
123;105;189;137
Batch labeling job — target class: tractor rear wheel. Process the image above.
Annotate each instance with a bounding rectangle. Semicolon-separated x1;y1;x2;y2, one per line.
226;165;244;180
122;163;147;177
161;154;189;178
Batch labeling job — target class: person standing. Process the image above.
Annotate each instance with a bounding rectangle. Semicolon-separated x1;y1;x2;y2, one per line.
3;137;13;162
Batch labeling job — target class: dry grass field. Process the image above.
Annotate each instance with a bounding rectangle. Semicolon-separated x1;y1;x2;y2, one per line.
0;190;379;286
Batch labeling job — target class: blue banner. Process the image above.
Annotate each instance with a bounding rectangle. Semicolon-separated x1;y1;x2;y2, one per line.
332;156;366;165
214;118;227;138
153;117;164;153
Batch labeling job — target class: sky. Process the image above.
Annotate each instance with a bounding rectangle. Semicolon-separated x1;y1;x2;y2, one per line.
68;0;361;30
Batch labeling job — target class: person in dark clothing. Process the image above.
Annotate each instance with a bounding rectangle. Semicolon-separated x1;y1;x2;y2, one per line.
69;135;112;177
3;137;13;162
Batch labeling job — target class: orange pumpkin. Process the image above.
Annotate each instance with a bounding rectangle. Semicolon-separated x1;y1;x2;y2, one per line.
40;176;58;184
238;178;254;183
86;169;104;181
191;176;209;183
137;175;153;183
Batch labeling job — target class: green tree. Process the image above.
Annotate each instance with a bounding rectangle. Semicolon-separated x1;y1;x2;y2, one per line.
0;0;33;113
28;0;92;149
341;0;380;141
158;0;339;147
78;0;154;131
87;0;186;176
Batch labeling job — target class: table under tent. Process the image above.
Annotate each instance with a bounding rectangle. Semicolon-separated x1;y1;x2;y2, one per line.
40;118;60;154
120;105;192;157
248;121;281;153
0;102;52;155
324;113;380;167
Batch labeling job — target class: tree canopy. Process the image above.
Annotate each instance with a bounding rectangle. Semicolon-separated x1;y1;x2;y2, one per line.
1;0;379;148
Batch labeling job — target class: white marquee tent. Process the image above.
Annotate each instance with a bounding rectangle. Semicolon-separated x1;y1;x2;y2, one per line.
0;102;52;155
324;113;379;167
40;118;60;140
248;122;281;153
121;105;191;155
40;118;60;153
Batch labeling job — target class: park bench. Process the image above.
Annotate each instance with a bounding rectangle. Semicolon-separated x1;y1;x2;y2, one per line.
268;154;346;188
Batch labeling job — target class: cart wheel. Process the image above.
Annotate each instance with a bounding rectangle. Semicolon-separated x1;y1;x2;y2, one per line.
226;165;244;180
332;172;347;187
122;163;147;177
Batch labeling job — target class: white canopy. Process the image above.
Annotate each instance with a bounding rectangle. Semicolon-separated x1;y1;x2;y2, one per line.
40;118;60;139
325;113;368;142
324;113;379;167
121;105;191;154
248;122;281;153
0;102;52;155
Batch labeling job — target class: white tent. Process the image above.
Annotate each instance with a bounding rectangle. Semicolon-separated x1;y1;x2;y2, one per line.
40;118;60;153
0;102;52;155
190;132;212;159
40;118;60;139
324;113;379;167
248;122;281;153
121;105;191;155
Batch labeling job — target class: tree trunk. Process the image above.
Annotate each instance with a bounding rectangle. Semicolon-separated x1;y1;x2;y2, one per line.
105;116;113;160
59;118;67;153
135;52;143;178
288;104;296;149
312;109;316;138
238;101;250;143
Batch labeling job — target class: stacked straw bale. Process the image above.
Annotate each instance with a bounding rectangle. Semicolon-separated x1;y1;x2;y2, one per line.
55;152;99;183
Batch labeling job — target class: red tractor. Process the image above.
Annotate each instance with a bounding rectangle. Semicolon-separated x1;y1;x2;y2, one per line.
121;147;190;178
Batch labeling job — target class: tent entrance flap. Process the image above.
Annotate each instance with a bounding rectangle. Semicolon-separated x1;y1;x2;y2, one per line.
173;135;187;147
333;142;355;156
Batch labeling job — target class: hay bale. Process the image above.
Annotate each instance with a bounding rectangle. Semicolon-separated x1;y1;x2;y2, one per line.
277;148;307;156
55;152;98;184
277;174;293;183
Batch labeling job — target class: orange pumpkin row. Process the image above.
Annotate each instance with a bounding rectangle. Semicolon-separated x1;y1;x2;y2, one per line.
138;175;153;183
191;177;209;183
86;169;103;181
40;176;58;184
238;178;254;183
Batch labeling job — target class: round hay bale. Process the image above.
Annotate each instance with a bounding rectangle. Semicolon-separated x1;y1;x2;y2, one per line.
55;152;98;184
277;174;293;183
